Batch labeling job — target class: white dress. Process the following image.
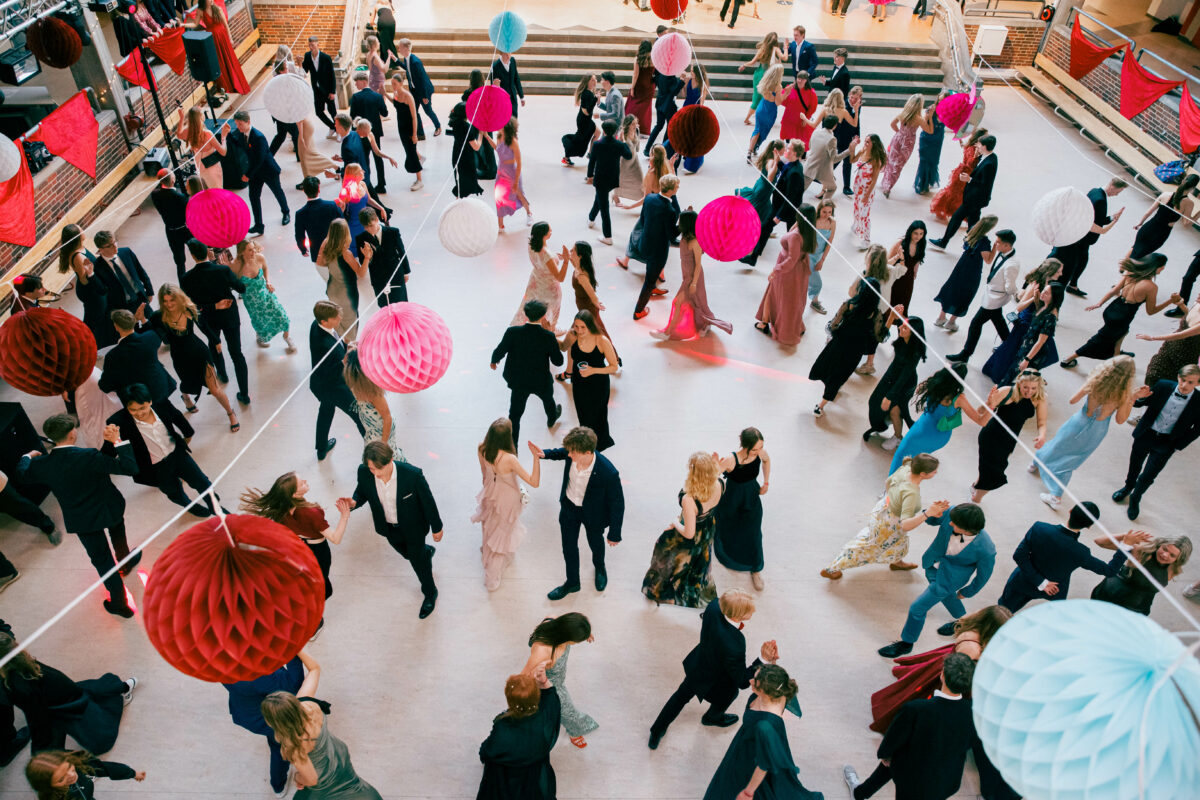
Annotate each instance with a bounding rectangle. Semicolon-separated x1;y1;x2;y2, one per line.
510;248;562;328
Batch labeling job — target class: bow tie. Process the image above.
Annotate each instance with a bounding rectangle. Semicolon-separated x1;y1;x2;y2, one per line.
1175;392;1190;400
738;623;745;630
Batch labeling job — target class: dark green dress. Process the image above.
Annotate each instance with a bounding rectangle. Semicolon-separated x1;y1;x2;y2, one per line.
703;696;824;800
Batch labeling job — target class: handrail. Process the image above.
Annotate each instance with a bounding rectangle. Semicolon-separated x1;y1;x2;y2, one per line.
1065;7;1197;102
963;0;1044;20
934;0;978;92
1068;7;1133;49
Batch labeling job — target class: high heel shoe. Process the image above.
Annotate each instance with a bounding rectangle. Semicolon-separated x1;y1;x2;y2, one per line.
569;736;588;749
182;396;198;413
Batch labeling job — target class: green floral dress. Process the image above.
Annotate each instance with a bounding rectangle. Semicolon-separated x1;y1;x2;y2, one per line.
241;269;290;342
642;487;722;608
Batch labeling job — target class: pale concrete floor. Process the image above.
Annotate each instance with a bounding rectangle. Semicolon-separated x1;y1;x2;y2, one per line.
1;83;1198;799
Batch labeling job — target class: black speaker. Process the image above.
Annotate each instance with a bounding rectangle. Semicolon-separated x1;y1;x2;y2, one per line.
141;147;170;176
182;31;221;83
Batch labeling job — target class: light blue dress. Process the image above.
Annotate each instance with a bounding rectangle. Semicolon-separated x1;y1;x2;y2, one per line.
808;227;831;299
889;398;962;474
1037;400;1111;498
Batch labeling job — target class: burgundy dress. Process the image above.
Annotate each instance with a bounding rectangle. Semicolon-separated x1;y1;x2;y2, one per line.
888;244;923;311
755;230;810;345
869;643;956;733
626;62;655;134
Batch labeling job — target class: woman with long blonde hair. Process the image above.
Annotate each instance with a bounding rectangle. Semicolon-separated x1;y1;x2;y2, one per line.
878;93;931;198
1093;535;1192;615
748;64;785;161
739;32;784;124
850;133;888;249
175;104;228;188
1034;354;1141;509
234;239;296;352
619;143;675;212
970;369;1049;502
147;283;237;428
343;347;399;453
472;417;540;591
642;452;725;607
316;218;368;338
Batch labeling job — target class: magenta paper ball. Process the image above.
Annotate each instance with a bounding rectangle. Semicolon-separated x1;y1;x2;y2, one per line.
937;92;978;133
185;189;251;249
357;303;453;394
696;196;759;261
652;33;691;76
465;86;513;133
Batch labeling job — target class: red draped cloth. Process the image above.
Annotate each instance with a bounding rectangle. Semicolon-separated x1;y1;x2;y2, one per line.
146;26;187;75
1181;85;1200;154
1120;48;1182;119
25;91;99;178
1069;16;1124;80
0;147;35;247
869;643;955;734
115;47;153;90
195;8;250;94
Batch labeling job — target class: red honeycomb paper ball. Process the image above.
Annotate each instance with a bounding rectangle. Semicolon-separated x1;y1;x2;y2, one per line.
143;514;325;683
667;105;720;158
27;17;82;69
651;0;689;20
696;195;760;262
0;307;96;396
357;302;453;394
185;188;252;249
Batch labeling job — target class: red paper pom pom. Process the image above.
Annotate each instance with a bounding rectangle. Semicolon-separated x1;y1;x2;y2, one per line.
143;514;325;683
357;302;453;394
185;189;252;249
26;17;82;69
696;195;760;262
465;86;514;133
651;0;689;20
667;105;720;158
0;307;96;396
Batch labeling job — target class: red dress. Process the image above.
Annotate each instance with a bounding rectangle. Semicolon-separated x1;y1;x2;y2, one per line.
929;142;978;222
626;62;655;135
779;86;818;146
196;8;250;94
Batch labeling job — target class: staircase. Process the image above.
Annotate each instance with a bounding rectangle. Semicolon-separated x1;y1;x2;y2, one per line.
398;28;944;108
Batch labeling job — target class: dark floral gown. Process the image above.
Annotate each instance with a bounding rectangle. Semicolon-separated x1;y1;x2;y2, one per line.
642;486;722;608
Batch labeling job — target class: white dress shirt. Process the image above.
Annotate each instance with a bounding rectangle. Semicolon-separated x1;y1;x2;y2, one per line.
933;690;962;701
376;466;399;525
565;459;594;507
981;249;1021;310
134;414;173;464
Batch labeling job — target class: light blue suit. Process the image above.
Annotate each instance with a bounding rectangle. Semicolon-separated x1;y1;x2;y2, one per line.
900;513;997;643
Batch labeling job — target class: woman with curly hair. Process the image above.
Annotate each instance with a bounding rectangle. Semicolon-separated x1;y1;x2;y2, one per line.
1034;355;1141;510
643;452;725;608
970;368;1049;502
888;364;992;474
1092;534;1191;615
25;749;145;800
850;133;888;249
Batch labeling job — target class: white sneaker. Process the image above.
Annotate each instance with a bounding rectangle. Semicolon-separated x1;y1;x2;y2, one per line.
844;764;861;793
944;321;959;333
1126;413;1142;426
526;214;534;227
649;330;669;340
1184;580;1200;600
598;236;614;245
881;435;901;451
933;318;946;329
588;219;597;230
1039;493;1061;510
1027;462;1039;475
122;677;139;706
410;179;423;191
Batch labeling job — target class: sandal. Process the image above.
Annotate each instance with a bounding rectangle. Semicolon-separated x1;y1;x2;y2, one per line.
569;736;587;749
228;412;241;433
755;322;770;335
820;568;842;580
183;396;198;414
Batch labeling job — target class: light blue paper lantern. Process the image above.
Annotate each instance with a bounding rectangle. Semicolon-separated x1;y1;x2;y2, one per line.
488;11;527;54
973;599;1200;800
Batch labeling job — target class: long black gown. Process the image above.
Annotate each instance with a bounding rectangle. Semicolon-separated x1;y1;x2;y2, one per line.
715;454;764;572
390;98;421;175
5;663;127;754
570;339;613;451
975;389;1035;491
934;236;991;317
448;101;483;198
703;695;823;800
866;336;921;434
477;687;561;800
808;308;879;402
147;310;217;396
1073;295;1143;360
1130;202;1181;258
562;89;597;159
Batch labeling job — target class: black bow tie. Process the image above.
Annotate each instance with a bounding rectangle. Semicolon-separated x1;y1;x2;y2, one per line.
1175;392;1190;400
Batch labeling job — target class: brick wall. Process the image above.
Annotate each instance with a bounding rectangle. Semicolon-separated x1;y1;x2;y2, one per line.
254;1;345;57
966;21;1045;69
1042;25;1182;155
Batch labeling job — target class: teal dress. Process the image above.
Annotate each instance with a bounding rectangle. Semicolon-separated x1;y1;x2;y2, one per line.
889;397;962;474
296;701;382;800
703;696;824;800
738;173;775;228
1038;400;1112;498
241;269;290;342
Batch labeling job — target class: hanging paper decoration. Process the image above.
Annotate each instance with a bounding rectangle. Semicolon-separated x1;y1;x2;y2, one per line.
115;48;154;90
696;196;760;262
25;91;100;179
26;17;82;69
1120;48;1182;120
438;197;499;257
667;105;720;157
0;133;19;183
651;32;692;76
143;514;325;683
262;74;313;124
1068;16;1124;80
973;599;1200;800
1032;187;1095;247
186;189;251;248
0;145;34;247
0;308;97;395
1180;84;1200;155
356;302;453;394
651;0;689;20
146;27;188;75
936;85;978;133
488;11;527;53
465;86;514;133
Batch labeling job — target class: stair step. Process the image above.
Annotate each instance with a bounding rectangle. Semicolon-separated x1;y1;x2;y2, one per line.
415;50;943;71
404;41;941;65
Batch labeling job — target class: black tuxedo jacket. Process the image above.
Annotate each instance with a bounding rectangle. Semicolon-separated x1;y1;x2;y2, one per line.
296;198;342;261
491;323;563;393
351;460;443;539
542;449;624;541
302;50;335;97
403;53;435;100
490;57;524;115
350;88;389;138
180;261;246;312
587;136;632;192
879;695;975;800
1133;379;1200;450
101;405;194;486
964;152;997;207
229;127;281;179
770;161;807;225
308;321;348;397
824;64;851;98
150;185;190;231
1007;522;1123;599
356;226;408;295
1081;187;1109;246
98;330;176;401
93;247;153;311
638;192;680;265
17;444;137;532
681;599;761;701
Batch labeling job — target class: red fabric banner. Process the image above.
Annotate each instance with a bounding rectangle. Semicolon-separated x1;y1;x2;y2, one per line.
1069;16;1124;80
1181;85;1200;154
25;91;99;179
0;147;36;247
115;48;153;90
146;26;187;76
1120;48;1182;119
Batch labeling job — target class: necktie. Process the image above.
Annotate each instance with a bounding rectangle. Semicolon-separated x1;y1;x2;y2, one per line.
110;256;137;301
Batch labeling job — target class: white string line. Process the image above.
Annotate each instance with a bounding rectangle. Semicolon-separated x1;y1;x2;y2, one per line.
675;21;1200;633
0;2;510;671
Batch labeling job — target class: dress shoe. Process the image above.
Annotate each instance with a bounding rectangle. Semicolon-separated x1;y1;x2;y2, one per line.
1165;306;1186;318
648;730;663;749
248;225;266;237
318;438;337;460
0;572;19;594
418;592;437;619
1112;486;1132;502
946;352;968;363
595;568;608;592
1127;495;1141;520
376;185;387;195
1064;284;1087;298
237;392;251;405
701;713;738;728
119;551;142;576
633;309;649;320
547;582;581;600
651;287;669;297
548;403;563;426
44;527;63;546
0;727;30;768
878;640;913;658
104;599;135;618
929;239;947;251
936;621;958;636
282;211;291;225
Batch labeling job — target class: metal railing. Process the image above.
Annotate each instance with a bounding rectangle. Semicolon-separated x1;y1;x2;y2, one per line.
934;0;979;92
963;0;1045;20
1065;7;1199;104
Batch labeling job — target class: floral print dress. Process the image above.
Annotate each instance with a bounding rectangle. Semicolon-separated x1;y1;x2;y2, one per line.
852;160;878;248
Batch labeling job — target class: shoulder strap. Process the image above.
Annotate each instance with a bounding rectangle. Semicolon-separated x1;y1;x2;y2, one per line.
297;697;332;714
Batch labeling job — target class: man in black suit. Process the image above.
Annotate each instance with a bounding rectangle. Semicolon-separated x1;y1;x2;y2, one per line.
619;175;681;319
309;300;365;460
335;114;369;181
397;38;439;139
150;169;192;281
644;68;684;155
229;110;290;236
1114;364;1200;519
818;47;851;98
844;653;977;800
0;468;59;547
998;502;1146;612
356;207;409;305
295;176;342;262
350;72;390;192
92;230;153;316
103;383;220;517
98;310;178;406
741;140;806;266
302;36;338;136
345;441;442;618
531;426;624;599
586;120;632;245
931;134;998;249
490;300;563;444
649;590;779;748
16;414;137;618
1052;178;1127;297
181;239;250;404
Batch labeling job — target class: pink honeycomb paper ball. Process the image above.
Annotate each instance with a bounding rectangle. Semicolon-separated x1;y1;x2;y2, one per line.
652;33;691;76
696;195;760;262
465;86;514;133
186;189;251;249
357;303;453;394
937;91;978;133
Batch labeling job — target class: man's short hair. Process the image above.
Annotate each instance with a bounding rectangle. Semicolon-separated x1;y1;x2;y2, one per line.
120;383;153;406
995;229;1016;245
301;176;321;199
659;175;679;193
949;503;986;535
42;414;79;443
719;588;755;620
233;109;251;123
1180;364;1200;379
795;25;806;35
358;207;379;227
398;37;412;48
1067;501;1100;530
1110;177;1128;189
822;114;838;129
308;35;319;44
314;300;340;322
601;120;618;137
354;71;368;82
363;441;394;467
523;299;547;322
14;274;43;294
980;134;997;151
93;230;115;249
943;652;975;694
600;71;616;85
562;426;598;454
186;238;209;261
110;309;136;332
834;47;848;59
656;25;668;35
335;113;354;130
